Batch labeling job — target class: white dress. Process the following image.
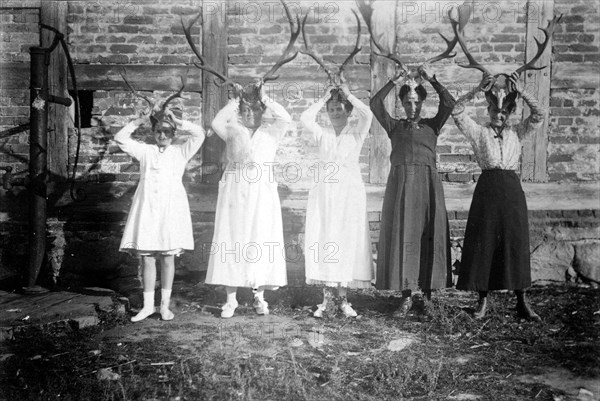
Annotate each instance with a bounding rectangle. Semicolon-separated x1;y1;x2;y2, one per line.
114;120;205;253
301;93;374;288
205;97;292;289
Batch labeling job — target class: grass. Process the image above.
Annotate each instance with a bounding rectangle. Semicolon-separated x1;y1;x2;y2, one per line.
1;282;599;400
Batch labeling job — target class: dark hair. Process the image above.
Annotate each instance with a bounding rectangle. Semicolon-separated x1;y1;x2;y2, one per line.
399;84;427;102
326;88;353;113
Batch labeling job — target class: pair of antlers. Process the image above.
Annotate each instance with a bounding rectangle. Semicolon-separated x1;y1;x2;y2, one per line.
183;0;300;87
120;69;187;118
300;10;362;84
451;11;562;78
355;0;467;74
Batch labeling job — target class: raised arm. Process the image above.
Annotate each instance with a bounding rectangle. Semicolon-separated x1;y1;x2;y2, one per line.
451;84;483;146
510;73;547;140
346;93;373;139
428;76;455;134
300;90;329;143
178;120;206;160
114;117;146;161
370;80;398;135
211;98;241;141
261;94;292;139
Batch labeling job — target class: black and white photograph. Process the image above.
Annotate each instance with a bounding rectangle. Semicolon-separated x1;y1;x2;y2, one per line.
0;0;598;399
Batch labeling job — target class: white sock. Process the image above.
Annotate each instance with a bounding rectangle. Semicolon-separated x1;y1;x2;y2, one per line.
131;291;155;322
160;288;174;321
253;288;265;301
226;290;238;305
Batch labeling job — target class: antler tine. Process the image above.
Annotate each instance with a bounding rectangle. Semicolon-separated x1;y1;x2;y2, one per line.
262;0;301;83
450;11;492;75
425;32;457;64
338;9;363;76
514;14;562;75
299;13;335;82
119;68;154;109
355;0;406;71
160;73;188;113
181;14;234;86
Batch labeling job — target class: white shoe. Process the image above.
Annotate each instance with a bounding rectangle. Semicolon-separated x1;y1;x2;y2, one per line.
313;303;326;318
253;297;269;315
340;301;358;318
131;291;156;322
221;301;238;318
160;306;174;321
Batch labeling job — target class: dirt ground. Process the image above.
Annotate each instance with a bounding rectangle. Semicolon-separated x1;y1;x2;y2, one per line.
1;281;599;400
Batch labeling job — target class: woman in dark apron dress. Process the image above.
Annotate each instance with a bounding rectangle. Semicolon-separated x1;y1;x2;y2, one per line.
370;64;454;316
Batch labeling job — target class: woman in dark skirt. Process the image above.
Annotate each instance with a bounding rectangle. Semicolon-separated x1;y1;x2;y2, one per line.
452;73;545;321
370;64;454;315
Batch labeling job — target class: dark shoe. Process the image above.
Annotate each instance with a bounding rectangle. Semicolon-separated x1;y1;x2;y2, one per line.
517;301;542;322
393;296;413;317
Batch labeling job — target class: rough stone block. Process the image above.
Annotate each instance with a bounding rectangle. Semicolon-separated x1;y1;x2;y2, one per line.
530;242;575;283
573;241;600;283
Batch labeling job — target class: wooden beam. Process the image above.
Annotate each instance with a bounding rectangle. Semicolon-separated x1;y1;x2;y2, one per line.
201;0;228;184
369;1;396;184
69;65;202;91
521;0;553;183
41;2;69;181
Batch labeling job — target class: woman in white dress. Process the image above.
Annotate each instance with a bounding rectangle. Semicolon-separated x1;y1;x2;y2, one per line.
301;83;374;318
115;111;205;322
205;83;292;318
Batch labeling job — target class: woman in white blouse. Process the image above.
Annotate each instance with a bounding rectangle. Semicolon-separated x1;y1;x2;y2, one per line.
300;83;374;318
115;111;205;322
452;73;545;322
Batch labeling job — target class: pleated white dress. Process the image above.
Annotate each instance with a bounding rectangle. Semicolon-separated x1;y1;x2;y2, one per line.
114;120;205;253
301;93;374;288
205;97;291;289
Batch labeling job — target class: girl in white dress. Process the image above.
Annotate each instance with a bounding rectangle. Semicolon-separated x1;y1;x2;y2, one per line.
301;83;374;318
115;111;205;322
205;83;292;318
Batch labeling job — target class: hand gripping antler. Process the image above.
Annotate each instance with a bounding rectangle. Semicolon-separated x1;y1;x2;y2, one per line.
182;13;237;87
262;0;301;83
356;0;408;73
514;14;562;76
300;9;362;84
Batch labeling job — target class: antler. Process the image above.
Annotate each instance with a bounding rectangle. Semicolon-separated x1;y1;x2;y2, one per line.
262;0;301;83
338;9;362;77
120;69;155;110
450;7;492;75
425;33;457;64
514;14;562;75
355;0;407;72
182;13;236;87
425;1;474;64
160;73;188;113
299;13;336;82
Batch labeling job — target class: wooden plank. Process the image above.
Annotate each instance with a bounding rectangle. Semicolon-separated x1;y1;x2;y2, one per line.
552;63;600;89
70;64;203;92
369;0;396;184
42;1;69;181
521;0;553;182
201;0;228;184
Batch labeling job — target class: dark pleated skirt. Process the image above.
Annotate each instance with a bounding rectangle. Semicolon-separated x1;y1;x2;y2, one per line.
376;164;452;291
457;170;531;291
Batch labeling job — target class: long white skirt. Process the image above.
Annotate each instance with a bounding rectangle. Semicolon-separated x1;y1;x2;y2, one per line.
205;172;287;289
304;168;373;288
